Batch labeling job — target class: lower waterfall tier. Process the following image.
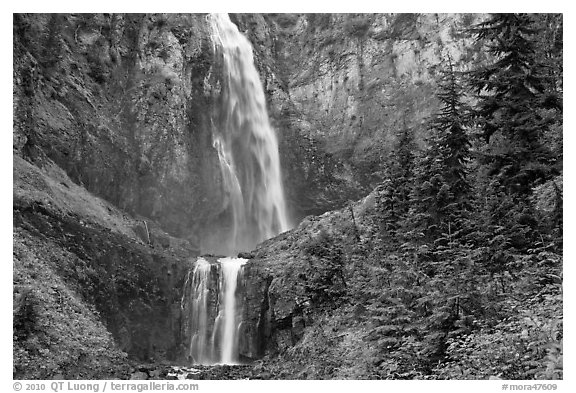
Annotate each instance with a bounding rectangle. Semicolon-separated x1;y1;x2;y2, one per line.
182;257;248;365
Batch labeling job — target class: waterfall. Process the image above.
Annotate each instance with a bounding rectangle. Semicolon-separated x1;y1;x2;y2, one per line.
215;257;247;364
185;257;248;365
184;14;291;365
203;12;290;255
188;258;212;364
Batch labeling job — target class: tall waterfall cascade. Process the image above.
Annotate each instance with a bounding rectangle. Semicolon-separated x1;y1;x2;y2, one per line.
183;14;291;365
204;12;290;256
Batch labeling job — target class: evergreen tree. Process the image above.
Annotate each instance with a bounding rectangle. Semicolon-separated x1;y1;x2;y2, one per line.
406;58;472;244
531;13;562;178
532;14;563;102
468;13;558;198
377;122;417;245
392;58;477;367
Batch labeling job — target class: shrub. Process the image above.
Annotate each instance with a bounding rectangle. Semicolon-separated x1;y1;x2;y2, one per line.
302;230;347;304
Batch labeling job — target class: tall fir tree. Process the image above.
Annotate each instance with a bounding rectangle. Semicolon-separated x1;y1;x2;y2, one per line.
406;57;472;244
377;122;417;246
468;13;558;198
397;58;477;366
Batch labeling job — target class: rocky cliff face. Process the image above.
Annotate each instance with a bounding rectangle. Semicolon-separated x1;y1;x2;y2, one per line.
235;191;379;361
235;13;487;219
13;14;227;245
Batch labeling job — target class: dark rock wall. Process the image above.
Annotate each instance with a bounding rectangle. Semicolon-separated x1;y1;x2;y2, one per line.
237;193;379;359
13;13;225;244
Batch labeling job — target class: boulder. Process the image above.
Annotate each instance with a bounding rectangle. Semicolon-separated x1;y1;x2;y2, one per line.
130;371;149;380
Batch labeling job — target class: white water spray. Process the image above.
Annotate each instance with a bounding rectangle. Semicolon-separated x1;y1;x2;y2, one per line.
205;13;290;255
188;258;212;364
217;257;247;364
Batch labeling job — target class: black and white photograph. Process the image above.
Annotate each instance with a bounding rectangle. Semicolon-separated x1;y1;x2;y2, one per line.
11;5;564;387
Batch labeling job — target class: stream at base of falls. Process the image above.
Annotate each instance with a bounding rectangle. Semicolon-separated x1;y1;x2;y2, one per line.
128;363;258;380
